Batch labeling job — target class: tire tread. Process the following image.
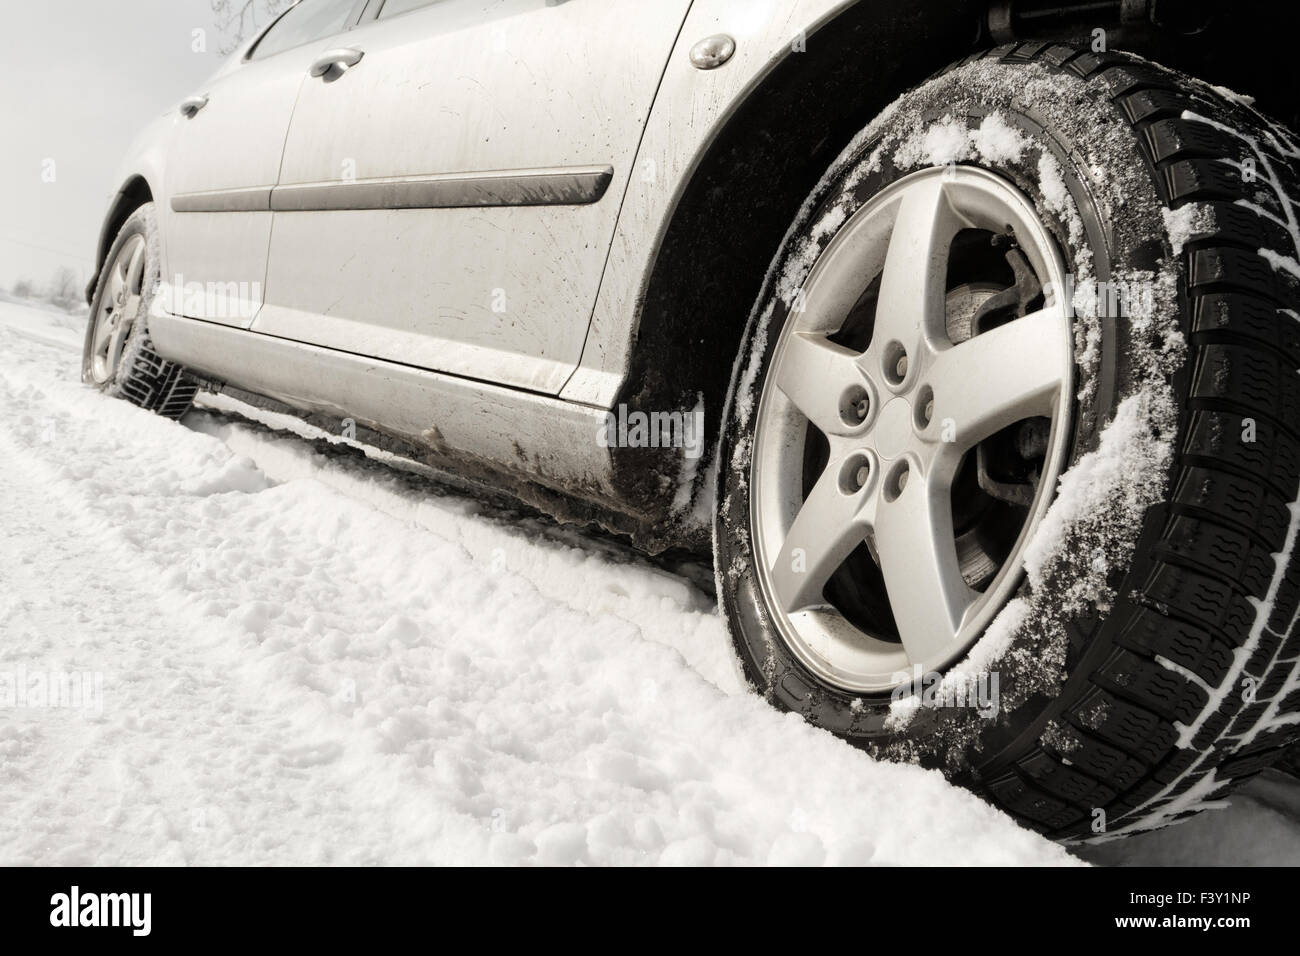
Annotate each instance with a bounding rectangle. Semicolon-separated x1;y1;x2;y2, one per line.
964;46;1300;840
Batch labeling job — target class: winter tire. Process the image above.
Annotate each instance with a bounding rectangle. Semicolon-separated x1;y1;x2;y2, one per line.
82;202;196;420
716;44;1300;841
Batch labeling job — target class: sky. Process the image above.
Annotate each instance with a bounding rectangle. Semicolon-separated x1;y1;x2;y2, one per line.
0;1;265;292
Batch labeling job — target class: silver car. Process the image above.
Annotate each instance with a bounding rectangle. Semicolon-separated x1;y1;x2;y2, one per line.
84;0;1300;840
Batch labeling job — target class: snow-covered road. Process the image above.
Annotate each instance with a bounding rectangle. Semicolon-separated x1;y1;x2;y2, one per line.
1;300;1297;866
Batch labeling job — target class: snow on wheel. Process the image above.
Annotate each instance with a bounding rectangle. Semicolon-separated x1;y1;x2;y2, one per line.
715;44;1300;841
82;202;197;420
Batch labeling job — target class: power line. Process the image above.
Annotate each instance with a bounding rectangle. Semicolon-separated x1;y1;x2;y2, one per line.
0;234;94;265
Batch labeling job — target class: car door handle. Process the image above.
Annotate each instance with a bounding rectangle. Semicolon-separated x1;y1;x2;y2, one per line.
309;48;365;77
179;94;209;118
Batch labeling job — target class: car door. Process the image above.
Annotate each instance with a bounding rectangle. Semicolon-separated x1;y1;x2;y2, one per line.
161;0;366;329
254;0;694;395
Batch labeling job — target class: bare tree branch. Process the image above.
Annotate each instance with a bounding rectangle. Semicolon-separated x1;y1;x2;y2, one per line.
210;0;293;55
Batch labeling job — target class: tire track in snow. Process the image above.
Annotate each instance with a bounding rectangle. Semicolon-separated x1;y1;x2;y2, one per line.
184;399;739;696
0;313;1079;865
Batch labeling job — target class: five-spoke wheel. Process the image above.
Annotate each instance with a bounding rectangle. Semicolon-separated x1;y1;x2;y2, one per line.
749;167;1074;693
88;233;147;385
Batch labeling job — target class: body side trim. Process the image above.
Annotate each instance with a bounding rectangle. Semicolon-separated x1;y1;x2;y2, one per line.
171;166;614;213
170;186;273;213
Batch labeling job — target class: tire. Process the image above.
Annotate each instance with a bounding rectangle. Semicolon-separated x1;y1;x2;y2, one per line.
1276;741;1300;781
715;43;1300;841
82;202;197;420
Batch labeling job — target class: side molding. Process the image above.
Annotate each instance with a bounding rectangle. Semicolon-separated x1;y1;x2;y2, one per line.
170;166;615;213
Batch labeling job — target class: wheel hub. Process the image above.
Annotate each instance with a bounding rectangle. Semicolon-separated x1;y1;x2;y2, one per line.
871;397;912;460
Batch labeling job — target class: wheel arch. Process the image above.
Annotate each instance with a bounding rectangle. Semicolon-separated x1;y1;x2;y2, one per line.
608;0;988;536
610;0;1299;549
86;175;155;305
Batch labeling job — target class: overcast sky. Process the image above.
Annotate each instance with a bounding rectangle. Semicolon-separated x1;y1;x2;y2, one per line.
0;1;248;291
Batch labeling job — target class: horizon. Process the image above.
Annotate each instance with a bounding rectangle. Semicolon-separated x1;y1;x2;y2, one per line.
0;0;254;294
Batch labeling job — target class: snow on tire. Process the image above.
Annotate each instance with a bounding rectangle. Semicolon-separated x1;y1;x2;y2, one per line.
715;43;1300;841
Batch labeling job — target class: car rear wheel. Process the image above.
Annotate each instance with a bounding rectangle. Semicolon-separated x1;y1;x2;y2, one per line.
716;43;1300;841
82;202;196;419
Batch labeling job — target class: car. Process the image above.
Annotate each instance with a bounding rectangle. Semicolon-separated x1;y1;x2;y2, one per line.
84;0;1300;841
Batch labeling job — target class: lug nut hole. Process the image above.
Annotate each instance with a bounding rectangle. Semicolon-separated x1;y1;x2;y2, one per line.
884;343;909;386
884;462;910;501
839;386;871;427
915;385;935;428
839;454;872;495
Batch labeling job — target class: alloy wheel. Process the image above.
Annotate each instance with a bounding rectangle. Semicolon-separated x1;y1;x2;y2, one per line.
89;233;148;385
749;167;1074;694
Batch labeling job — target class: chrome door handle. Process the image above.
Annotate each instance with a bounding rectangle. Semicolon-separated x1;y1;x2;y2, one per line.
309;48;365;77
179;94;209;118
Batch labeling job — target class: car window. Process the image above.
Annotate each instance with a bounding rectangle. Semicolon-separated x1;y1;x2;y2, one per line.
376;0;446;20
250;0;358;60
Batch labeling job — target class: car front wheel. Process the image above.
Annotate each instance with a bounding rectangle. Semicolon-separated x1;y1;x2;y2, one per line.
716;44;1300;841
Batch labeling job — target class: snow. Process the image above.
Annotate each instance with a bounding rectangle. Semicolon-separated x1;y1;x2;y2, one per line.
3;302;1296;864
1260;247;1300;280
1020;391;1173;613
0;302;1084;866
892;112;1030;169
894;116;971;169
670;393;709;522
1161;203;1213;256
1207;84;1256;108
970;112;1029;164
1036;151;1070;213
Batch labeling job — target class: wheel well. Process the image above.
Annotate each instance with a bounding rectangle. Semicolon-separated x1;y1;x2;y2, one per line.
611;0;988;513
87;176;153;304
613;0;1298;542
